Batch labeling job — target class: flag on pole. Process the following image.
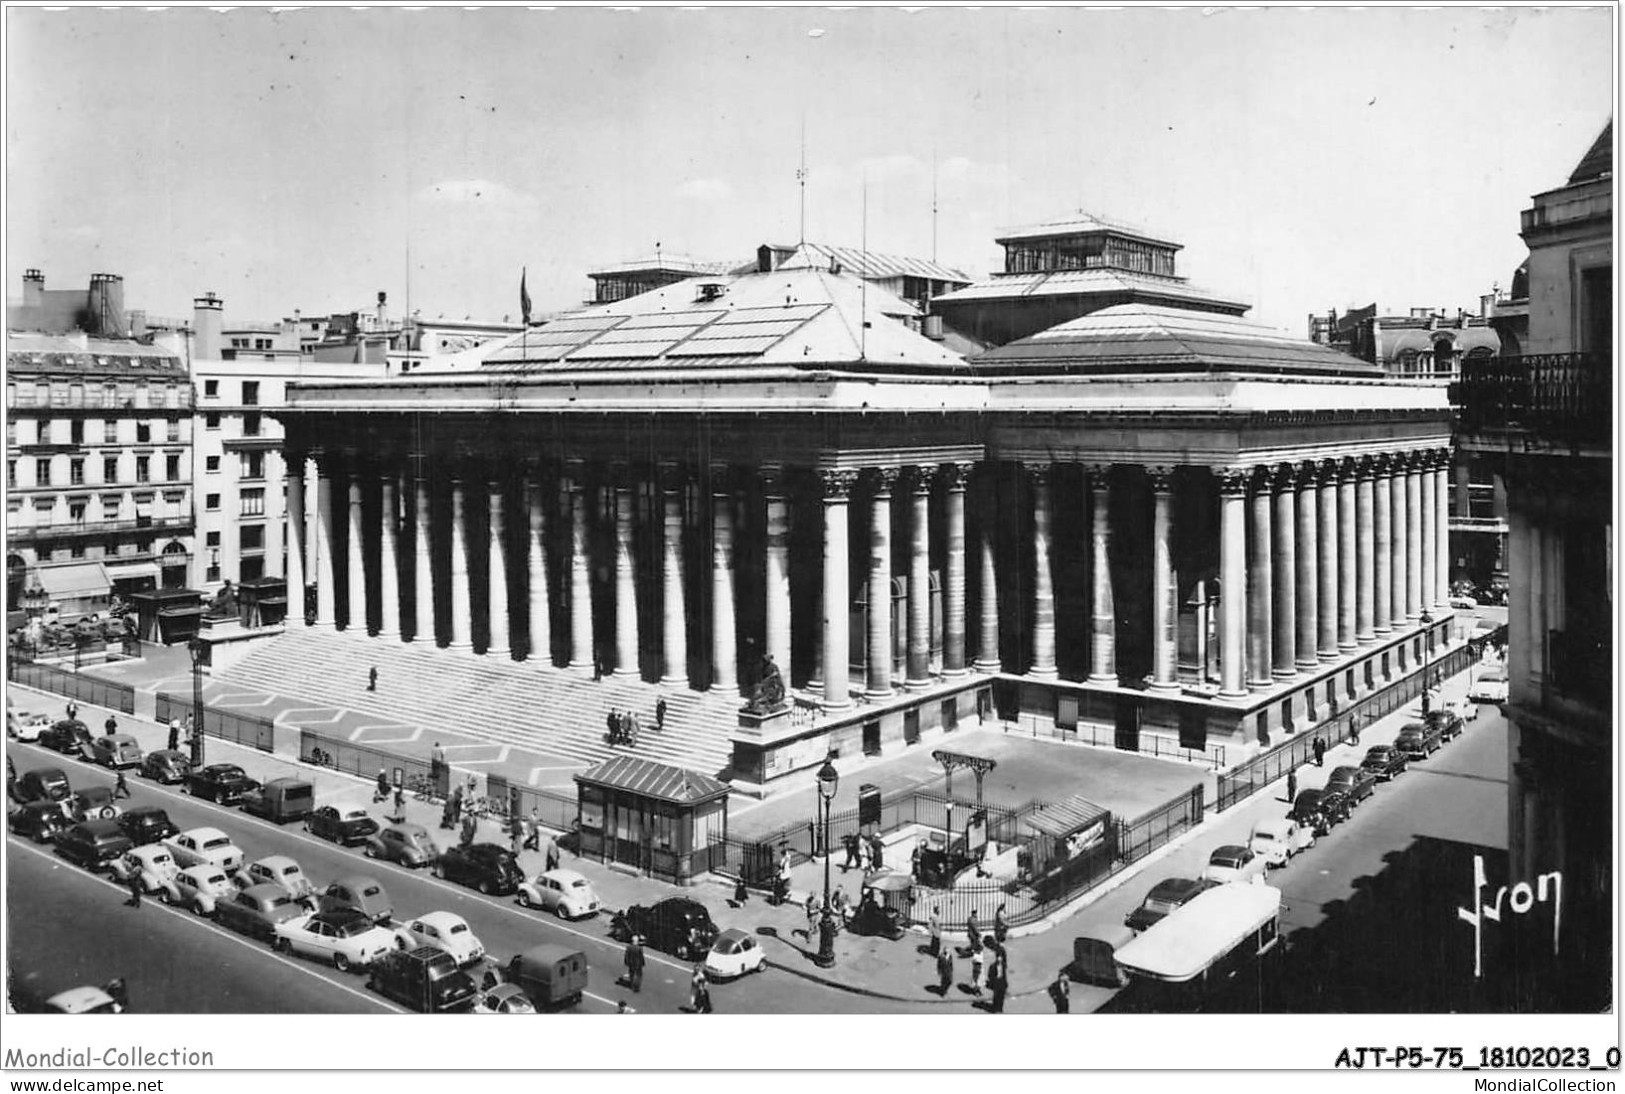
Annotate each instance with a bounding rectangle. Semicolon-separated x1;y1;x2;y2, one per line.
520;267;532;326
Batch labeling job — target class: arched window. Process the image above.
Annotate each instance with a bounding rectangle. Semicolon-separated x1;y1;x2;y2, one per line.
7;553;27;606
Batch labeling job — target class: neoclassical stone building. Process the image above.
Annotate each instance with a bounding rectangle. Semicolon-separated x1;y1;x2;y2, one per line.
278;220;1453;788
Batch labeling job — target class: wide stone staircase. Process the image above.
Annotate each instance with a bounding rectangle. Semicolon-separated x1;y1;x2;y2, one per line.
219;628;739;776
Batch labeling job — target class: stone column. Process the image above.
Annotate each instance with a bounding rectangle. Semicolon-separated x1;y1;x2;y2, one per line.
762;467;790;683
1337;459;1357;652
1246;466;1274;690
525;474;551;664
448;475;473;651
346;467;367;633
865;467;897;698
819;469;858;710
1390;454;1408;626
1149;466;1178;692
1419;453;1436;620
378;473;401;638
942;463;969;676
1435;451;1451;608
1029;463;1058;680
486;481;510;659
1317;460;1338;661
973;466;1000;672
611;471;638;677
1355;458;1376;643
906;467;933;689
412;472;434;645
1087;464;1117;683
566;468;593;671
285;455;306;625
1295;462;1318;671
1405;453;1422;622
1373;455;1393;635
315;459;336;628
659;465;689;686
710;466;737;694
1272;464;1297;679
1218;469;1248;697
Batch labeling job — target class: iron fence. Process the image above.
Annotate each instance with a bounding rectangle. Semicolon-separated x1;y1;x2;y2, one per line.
299;728;432;786
155;692;274;752
6;658;135;714
1034;719;1226;769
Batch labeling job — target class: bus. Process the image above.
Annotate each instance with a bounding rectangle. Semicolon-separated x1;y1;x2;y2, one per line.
1107;882;1283;1012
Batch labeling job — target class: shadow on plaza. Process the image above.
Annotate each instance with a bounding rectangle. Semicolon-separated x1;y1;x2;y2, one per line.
1105;833;1609;1013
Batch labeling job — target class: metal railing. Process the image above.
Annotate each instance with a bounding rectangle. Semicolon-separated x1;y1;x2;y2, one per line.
6;657;136;713
155;692;274;752
298;728;430;787
1453;352;1611;445
1038;719;1226;769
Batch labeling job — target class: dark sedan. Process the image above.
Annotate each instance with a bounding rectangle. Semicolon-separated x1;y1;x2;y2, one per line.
140;749;192;785
14;767;72;804
433;843;522;896
1325;764;1377;807
610;897;720;960
1123;877;1219;933
185;763;260;804
1395;721;1442;760
38;719;93;758
1360;744;1408;782
306;805;380;847
117;805;179;846
1425;708;1464;743
1291;788;1349;835
9;800;70;843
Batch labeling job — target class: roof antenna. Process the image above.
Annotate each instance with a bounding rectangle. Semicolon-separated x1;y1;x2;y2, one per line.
797;112;808;247
931;146;939;264
860;177;868;362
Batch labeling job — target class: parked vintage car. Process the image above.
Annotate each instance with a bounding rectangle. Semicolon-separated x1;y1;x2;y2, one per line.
66;786;123;823
13;767;71;803
1124;877;1219;932
8;711;52;742
1290;788;1348;836
1200;844;1268;886
232;855;317;905
139;750;192;785
703;927;767;980
164;827;245;874
38;719;93;758
1326;764;1378;808
1250;817;1317;867
89;733;143;770
318;875;394;925
433;843;522;896
109;845;182;902
502;944;589;1010
1468;665;1509;703
392;912;485;967
515;868;601;920
185;763;260;805
215;884;305;940
1443;697;1479;724
1360;745;1409;782
55;819;134;872
306;805;380;847
1425;707;1465;743
172;864;235;916
117;805;180;847
367;946;477;1013
1395;721;1443;761
610;897;719;960
8;799;70;843
274;908;398;972
471;983;537;1015
364;822;438;868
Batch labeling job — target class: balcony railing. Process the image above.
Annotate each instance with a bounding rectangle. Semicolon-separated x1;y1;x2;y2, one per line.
1452;352;1612;446
10;514;195;542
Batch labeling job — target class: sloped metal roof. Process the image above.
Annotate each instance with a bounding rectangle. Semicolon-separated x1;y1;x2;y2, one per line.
6;332;185;375
1024;794;1109;839
994;210;1179;248
574;755;731;806
770;242;971;285
933;268;1246;312
590;253;735;278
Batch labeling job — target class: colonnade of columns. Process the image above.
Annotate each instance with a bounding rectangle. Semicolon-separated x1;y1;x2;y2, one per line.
284;445;1452;709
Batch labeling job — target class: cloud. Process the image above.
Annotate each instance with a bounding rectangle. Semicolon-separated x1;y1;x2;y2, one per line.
677;177;734;202
417;178;528;206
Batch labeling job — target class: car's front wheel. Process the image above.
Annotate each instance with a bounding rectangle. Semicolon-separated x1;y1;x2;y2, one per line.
517;891;533;908
432;862;445;879
479;879;493;895
363;843;378;859
334;953;351;973
556;904;569;920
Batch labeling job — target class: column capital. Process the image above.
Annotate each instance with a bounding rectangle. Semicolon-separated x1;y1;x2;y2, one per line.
817;468;860;500
1269;461;1300;491
1083;461;1114;480
1216;466;1252;497
1314;458;1341;487
758;463;787;497
1146;465;1176;494
866;465;901;494
1367;452;1394;478
940;461;972;492
907;465;934;497
1430;446;1453;470
1023;460;1052;488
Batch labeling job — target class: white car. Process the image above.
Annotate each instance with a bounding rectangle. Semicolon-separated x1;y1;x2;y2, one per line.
1468;666;1509;703
233;855;317;904
109;845;182;901
274;908;398;972
1249;818;1316;868
472;983;537;1015
515;869;601;920
172;864;235;915
703;928;766;980
1448;594;1479;610
165;827;244;874
1200;844;1268;885
1443;697;1479;723
8;711;51;742
393;911;485;966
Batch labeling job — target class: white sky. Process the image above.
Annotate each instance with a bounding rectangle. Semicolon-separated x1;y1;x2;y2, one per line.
4;6;1615;335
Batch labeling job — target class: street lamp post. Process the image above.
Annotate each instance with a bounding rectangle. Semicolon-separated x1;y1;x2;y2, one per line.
1419;608;1434;717
187;636;209;768
815;756;839;969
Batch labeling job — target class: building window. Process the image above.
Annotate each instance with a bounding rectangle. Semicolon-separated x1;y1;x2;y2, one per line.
167;419;181;442
103;456;118;483
206;493;221;511
102;383;116;408
104;420;118;444
240;488;265;516
242;380;260;406
205;413;221;430
69;383;84;407
50;382;69;407
70;458;84;485
34;458;50;486
70;543;85;559
242;412;262;437
68;501;86;523
166;454;181;481
240;556;264;582
240;525;265;552
135;422;151;444
5;420;13;447
205;530;221;547
101;497;120;520
206;564;222;583
135;456;150;483
204;379;219;398
206;455;221;474
70;419;84;445
6;461;14;488
241;451;265;480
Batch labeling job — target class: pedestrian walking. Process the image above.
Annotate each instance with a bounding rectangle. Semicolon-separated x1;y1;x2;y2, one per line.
1050;972;1071;1013
842;832;861;872
623;934;646;993
1349;713;1362;746
606;708;619;742
928;905;943;957
509;813;524;857
392;784;405;822
831;887;848;926
430;741;446;794
805;892;821;940
112;770;130;800
994;903;1008;943
167;719;181;752
66;700;78;721
124;870;142;909
869;833;884;872
104;714;118;736
911;841;923;882
655;696;667;732
523;808;540;851
544;837;561;873
936;947;955;996
183;713;195;745
734;872;749;906
460;810;477;848
966;909;981;953
1313;736;1326;767
988;945;1008;1012
969;940;985;995
1286;767;1298;803
367;666;378;692
593;655;603;682
689;964;712;1013
374;768;390;804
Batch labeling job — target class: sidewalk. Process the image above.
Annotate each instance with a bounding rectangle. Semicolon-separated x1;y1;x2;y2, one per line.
10;646;1487;1010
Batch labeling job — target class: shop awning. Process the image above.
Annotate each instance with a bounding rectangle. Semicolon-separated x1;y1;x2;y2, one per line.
1024;794;1109;840
104;561;161;583
36;562;110;599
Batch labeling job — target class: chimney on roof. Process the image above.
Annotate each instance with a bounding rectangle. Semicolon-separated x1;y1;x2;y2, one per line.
376;291;388;328
923;314;945;341
87;274;128;339
757;245;774;274
193;292;223;359
22;268;44;310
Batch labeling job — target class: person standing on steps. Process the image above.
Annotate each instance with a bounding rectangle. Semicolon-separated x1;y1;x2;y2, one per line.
655;696;667;732
367;666;378;692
